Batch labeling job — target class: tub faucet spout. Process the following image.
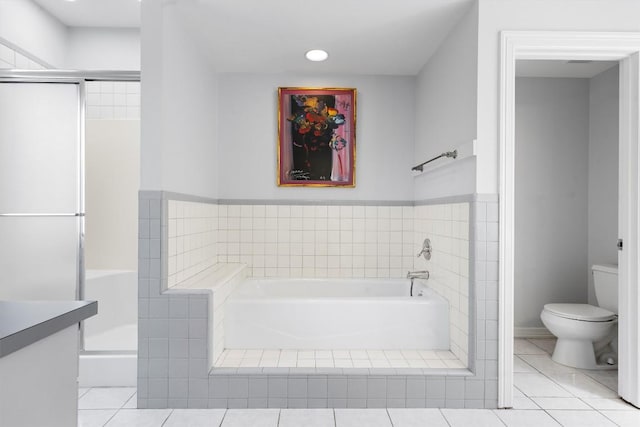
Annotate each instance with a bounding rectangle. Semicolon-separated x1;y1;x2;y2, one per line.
407;270;430;280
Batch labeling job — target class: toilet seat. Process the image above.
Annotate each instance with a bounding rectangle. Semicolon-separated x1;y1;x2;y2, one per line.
544;303;616;322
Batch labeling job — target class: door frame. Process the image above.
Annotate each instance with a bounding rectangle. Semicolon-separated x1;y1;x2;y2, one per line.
499;31;640;408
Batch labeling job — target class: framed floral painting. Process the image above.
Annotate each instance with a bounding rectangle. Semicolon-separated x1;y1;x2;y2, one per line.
278;87;356;187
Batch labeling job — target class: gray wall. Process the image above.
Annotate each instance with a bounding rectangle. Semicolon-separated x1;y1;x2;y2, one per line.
587;65;619;304
217;73;415;201
413;2;477;200
515;77;590;328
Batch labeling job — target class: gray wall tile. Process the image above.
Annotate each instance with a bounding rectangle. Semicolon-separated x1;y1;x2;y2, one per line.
446;399;465;408
367;398;386;408
168;379;188;398
169;319;189;339
209;399;227;408
347;399;367;408
209;376;229;399
426;378;445;399
148;338;169;358
169;358;189;378
328;398;347;408
268;398;287;408
189;297;208;318
169;297;189;318
465;380;485;400
367;377;386;399
445;378;465;400
308;377;328;399
148;378;168;399
387;377;407;399
149;358;169;378
406;378;426;399
287;398;307;408
406;398;426;408
328;377;347;399
168;399;188;408
386;398;406;408
188;398;208;408
148;399;168;408
249;377;268;398
227;398;248;409
228;377;249;398
189;339;207;359
307;399;328;408
347;377;367;399
465;399;485;409
287;377;307;398
248;398;268;408
268;377;287;398
189;378;209;398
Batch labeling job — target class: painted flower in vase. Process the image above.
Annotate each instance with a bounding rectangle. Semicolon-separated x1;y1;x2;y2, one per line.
287;95;347;181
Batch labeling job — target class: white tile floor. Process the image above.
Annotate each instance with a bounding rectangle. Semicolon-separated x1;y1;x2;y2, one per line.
78;339;640;426
214;348;464;369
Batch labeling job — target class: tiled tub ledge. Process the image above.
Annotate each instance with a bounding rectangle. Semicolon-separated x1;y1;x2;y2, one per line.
167;263;247;293
166;263;247;364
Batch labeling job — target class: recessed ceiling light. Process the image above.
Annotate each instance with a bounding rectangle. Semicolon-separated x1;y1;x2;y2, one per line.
305;49;329;62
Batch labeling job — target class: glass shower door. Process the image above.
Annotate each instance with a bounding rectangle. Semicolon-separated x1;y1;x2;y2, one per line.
0;81;83;301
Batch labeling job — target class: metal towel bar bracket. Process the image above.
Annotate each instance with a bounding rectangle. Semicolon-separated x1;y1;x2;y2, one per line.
411;149;458;172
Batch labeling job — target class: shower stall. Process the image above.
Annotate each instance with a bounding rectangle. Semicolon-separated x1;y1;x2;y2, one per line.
0;70;140;387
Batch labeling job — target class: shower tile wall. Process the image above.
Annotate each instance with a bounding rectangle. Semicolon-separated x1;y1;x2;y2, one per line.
165;199;470;368
86;81;141;120
217;204;415;279
0;42;47;69
414;203;470;366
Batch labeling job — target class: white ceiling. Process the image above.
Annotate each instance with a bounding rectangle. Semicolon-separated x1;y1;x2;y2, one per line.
516;60;618;78
173;0;474;75
32;0;140;28
32;0;474;75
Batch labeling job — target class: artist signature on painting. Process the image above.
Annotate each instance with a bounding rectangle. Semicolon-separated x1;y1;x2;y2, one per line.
289;170;311;180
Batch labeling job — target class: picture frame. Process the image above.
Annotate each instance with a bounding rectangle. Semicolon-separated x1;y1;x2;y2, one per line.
278;87;356;187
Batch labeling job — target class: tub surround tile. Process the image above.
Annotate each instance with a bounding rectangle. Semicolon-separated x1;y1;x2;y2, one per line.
138;193;495;408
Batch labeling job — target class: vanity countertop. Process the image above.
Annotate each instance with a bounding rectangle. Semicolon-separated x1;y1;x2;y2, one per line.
0;300;97;358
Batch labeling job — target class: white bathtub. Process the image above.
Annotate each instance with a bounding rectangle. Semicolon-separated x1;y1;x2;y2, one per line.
79;269;137;387
224;278;449;350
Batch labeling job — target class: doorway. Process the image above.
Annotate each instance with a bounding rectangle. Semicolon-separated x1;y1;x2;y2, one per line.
498;31;640;408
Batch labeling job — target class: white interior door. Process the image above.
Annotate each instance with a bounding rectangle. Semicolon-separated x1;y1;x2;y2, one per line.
618;52;640;408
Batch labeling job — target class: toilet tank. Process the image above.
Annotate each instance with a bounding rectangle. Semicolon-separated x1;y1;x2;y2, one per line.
592;264;618;313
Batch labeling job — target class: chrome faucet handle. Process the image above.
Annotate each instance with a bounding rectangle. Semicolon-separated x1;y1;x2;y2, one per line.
417;238;432;260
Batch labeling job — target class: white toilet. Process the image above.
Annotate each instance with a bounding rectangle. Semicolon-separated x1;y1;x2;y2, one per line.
540;264;618;370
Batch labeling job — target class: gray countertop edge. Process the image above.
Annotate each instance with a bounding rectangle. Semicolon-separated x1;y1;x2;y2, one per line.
0;301;97;358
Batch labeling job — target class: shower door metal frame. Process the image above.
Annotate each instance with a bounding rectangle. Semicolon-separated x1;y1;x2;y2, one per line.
0;69;141;351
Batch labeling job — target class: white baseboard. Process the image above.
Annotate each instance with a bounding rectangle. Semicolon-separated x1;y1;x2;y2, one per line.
79;353;137;387
514;327;554;339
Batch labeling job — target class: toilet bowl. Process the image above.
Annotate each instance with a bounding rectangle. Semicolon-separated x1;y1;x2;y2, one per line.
540;264;618;370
